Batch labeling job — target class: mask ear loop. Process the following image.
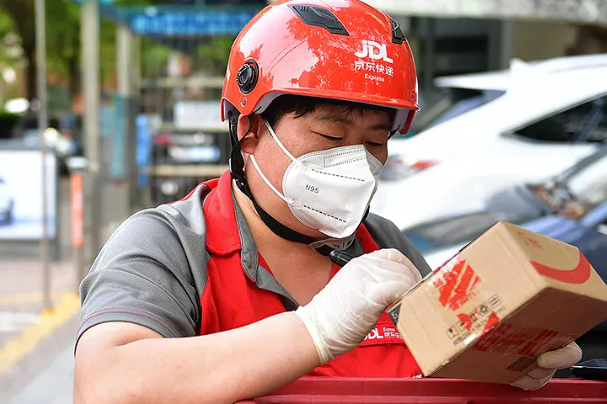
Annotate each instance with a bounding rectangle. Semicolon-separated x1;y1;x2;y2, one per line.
247;120;297;205
263;120;298;163
249;156;295;205
229;112;255;198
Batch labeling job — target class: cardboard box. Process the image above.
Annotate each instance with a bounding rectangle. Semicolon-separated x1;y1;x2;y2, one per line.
388;221;607;384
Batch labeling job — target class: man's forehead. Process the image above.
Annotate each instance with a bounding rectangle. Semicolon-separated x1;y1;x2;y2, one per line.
311;105;392;131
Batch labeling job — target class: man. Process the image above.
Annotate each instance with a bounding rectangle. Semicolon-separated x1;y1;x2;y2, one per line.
74;1;581;403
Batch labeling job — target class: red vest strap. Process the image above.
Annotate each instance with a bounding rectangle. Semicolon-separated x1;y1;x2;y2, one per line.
356;223;381;253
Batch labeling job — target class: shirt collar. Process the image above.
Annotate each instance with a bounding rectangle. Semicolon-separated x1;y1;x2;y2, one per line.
202;171;263;282
203;171;243;256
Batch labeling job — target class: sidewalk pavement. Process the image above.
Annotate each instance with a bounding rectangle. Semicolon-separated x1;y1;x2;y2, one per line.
0;257;79;404
7;344;75;404
0;312;78;404
0;258;78;351
0;175;135;403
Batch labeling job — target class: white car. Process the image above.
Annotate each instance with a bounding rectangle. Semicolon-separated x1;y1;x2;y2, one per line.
372;54;607;232
414;147;607;270
0;177;14;224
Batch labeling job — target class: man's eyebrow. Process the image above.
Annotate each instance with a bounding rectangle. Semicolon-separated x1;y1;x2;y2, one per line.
317;114;392;132
368;122;393;132
317;114;354;126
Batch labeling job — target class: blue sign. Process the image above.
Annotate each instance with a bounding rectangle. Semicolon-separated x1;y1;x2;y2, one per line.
129;10;256;36
75;0;120;3
136;115;151;187
111;96;126;180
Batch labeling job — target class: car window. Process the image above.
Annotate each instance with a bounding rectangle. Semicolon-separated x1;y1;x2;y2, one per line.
403;212;499;254
514;95;607;143
403;89;504;137
0;115;62;141
567;153;607;211
428;90;504;129
0;113;20;139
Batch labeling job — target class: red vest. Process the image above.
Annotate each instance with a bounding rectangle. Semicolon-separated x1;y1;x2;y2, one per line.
199;173;422;378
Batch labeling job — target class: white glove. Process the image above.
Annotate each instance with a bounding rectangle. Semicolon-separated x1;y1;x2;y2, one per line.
510;342;583;390
295;248;422;364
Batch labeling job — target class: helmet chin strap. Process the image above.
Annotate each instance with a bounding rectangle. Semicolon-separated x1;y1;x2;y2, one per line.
228;113;364;256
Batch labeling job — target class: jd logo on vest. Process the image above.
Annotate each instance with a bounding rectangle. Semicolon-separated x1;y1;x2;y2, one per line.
355;40;394;64
365;328;384;340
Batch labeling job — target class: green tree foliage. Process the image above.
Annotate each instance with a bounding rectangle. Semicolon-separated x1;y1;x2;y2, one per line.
0;0;116;101
0;1;36;100
195;36;233;76
0;0;237;103
0;12;26;104
0;11;21;68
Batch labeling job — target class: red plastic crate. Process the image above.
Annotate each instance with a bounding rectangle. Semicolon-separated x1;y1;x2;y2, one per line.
238;377;607;403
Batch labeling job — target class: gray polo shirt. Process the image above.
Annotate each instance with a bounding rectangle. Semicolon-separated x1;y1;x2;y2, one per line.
78;177;431;345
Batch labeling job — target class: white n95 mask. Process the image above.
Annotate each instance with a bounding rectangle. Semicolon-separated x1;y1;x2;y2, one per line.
249;120;383;239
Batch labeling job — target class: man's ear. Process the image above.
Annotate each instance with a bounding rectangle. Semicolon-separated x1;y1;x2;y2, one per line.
237;114;262;155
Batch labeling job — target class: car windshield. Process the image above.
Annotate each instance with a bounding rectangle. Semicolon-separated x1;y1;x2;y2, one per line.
514;95;607;143
404;185;550;253
529;149;607;218
404;88;505;136
564;150;607;212
0;115;61;140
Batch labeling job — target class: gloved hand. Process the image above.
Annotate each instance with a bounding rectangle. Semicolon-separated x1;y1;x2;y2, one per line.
510;342;583;390
295;248;422;364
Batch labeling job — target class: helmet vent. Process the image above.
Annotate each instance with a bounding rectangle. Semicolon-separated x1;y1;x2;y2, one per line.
391;18;407;45
289;5;349;36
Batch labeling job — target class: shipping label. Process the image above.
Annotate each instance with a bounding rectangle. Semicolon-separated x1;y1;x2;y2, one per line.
446;294;505;346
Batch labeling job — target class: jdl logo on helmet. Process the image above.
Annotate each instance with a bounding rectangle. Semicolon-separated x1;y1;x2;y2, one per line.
355;40;393;64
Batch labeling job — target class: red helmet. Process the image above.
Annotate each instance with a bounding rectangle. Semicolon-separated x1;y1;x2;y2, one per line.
221;0;418;134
